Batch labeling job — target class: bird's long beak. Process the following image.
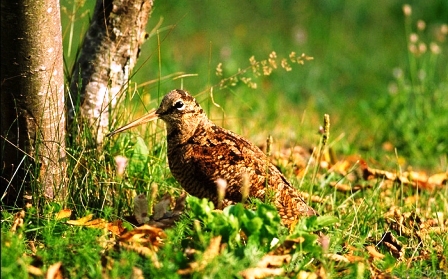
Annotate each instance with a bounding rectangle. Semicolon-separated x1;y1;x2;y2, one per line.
107;109;159;137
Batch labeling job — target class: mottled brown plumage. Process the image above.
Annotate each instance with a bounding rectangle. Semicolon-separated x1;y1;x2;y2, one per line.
109;89;316;224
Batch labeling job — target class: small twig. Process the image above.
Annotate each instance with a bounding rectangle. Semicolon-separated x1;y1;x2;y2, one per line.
312;114;330;183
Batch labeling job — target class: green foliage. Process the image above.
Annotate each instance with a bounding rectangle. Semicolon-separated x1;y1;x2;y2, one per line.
127;137;150;175
1;231;31;279
373;11;448;167
146;197;336;277
2;1;447;278
187;196;282;250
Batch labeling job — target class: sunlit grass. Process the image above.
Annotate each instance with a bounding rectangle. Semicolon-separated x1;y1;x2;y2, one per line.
1;1;447;278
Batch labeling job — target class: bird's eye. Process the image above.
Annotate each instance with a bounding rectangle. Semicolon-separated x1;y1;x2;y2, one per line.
173;100;185;111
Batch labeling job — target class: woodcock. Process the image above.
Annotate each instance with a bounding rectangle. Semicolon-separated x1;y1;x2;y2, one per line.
108;89;316;225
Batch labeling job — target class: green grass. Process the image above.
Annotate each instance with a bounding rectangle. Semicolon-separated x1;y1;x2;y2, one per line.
2;1;448;278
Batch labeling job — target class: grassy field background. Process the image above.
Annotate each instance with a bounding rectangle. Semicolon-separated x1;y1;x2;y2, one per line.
61;0;448;169
140;0;448;169
2;1;448;278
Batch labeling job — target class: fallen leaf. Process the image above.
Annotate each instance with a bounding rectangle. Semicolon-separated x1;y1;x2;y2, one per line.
178;236;222;275
66;214;93;225
324;253;350;263
28;265;44;276
257;254;291;268
240;267;284;279
379;232;403;259
366;245;385;260
106;220;126;236
152;193;171;220
148;192;187;229
329;155;361;175
119;224;166;247
173;192;187;213
361;160;437;190
131;267;144;279
83;218;108;228
298;191;326;203
134;194;149;224
382;141;394;152
10;210;25;232
55;209;72;220
329;182;365;192
66;214;124;235
239;252;292;278
344;254;365;263
428;172;447;186
46;262;63;279
297;270;319;279
118;225;166;268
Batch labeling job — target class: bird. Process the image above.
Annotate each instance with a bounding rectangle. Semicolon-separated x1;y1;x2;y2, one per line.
108;89;316;225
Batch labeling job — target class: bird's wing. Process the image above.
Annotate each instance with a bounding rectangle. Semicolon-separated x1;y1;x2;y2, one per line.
187;125;276;199
187;124;317;220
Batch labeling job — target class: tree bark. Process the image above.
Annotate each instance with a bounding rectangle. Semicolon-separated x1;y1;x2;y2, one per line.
1;0;66;205
69;0;153;145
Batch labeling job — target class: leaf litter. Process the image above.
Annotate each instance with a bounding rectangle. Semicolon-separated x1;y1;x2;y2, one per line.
9;143;447;278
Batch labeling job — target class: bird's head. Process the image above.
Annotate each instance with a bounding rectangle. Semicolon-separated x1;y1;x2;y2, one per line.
107;89;208;141
156;89;208;138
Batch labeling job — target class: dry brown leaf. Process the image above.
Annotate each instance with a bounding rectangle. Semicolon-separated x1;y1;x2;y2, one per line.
378;232;403;259
366;245;385;260
10;210;25;232
202;235;222;259
119;224;166;247
178;236;222;275
384;206;426;238
329;155;361;174
46;262;63;279
316;266;328;279
428;172;447;186
404;194;419;205
417;215;448;238
361;160;438;190
240;267;284;279
119;242;157;257
330;159;352;175
134;194;149;224
328;182;365;192
55;209;72;220
83;218;108;228
147;192;187;229
66;214;93;225
173;191;187;213
152;193;171;220
132;267;144;279
298;191;326;203
257;254;291;268
382;141;395;152
344;254;365;263
29;240;37;254
298;270;320;279
118;225;166;268
272;145;310;169
28;265;44;276
276;235;306;253
324;253;350;263
329;182;352;192
119;242;163;269
66;214;125;235
106;220;125;236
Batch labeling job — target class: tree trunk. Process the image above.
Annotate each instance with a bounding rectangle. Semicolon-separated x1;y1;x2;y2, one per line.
69;0;153;145
1;0;66;206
